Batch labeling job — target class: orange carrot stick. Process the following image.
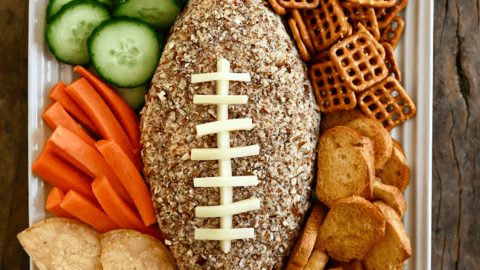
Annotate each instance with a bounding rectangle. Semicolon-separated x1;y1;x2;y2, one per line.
60;190;121;233
96;140;156;226
74;65;141;152
48;81;99;135
92;175;145;229
47;125;133;204
42;102;97;149
64;78;143;171
92;175;164;241
46;187;78;219
32;144;96;202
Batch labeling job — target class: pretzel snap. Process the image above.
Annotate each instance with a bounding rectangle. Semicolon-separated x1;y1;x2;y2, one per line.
341;1;381;41
345;0;396;8
279;0;320;9
292;9;316;56
356;22;385;59
310;52;357;113
329;33;388;92
302;0;350;52
357;76;416;131
289;18;312;61
268;0;287;15
380;16;404;50
376;0;408;29
382;42;401;82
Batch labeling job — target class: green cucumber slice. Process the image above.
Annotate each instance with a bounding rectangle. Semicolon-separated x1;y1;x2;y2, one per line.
114;85;148;111
46;0;111;65
113;0;181;29
87;18;161;87
46;0;113;23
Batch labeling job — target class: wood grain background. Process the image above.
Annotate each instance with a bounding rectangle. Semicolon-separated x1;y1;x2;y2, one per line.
0;0;479;269
0;0;30;269
433;0;480;269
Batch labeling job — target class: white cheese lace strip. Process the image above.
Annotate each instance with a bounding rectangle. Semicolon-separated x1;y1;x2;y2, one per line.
195;228;255;240
194;176;258;187
191;72;251;83
193;95;248;105
191;59;256;252
191;145;259;160
196;198;260;218
196;118;254;137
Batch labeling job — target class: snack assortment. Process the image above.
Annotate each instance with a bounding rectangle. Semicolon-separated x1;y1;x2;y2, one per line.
271;0;415;130
24;0;421;269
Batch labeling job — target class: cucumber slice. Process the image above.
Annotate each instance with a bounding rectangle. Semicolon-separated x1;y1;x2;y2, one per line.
113;0;181;29
98;0;114;6
114;85;148;111
178;0;189;7
155;30;166;53
88;18;161;87
46;0;111;65
46;0;113;23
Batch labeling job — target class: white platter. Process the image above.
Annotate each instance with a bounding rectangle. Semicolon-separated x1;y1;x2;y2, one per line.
28;1;433;269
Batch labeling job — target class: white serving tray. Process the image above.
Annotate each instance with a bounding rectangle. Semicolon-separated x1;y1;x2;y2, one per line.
28;1;433;269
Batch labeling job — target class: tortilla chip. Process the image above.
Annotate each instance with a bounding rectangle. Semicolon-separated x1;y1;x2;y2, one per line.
17;217;102;270
100;229;177;270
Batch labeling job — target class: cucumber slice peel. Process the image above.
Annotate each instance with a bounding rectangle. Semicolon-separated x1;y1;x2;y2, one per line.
113;0;181;29
46;0;113;23
88;18;161;87
46;0;111;65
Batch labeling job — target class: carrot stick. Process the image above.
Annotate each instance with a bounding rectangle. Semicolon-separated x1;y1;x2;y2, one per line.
32;144;96;202
64;78;143;171
48;81;99;135
47;125;133;204
60;190;121;233
96;140;156;226
74;65;141;152
46;187;78;219
91;175;164;241
42;102;97;149
92;175;145;229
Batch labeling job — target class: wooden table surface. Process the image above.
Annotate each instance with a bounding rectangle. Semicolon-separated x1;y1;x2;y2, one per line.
0;0;478;269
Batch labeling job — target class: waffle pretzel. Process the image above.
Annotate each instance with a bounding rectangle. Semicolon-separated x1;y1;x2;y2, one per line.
382;42;401;81
376;0;408;29
356;22;385;59
311;51;330;64
310;52;357;112
292;9;315;56
346;20;353;37
268;0;287;15
341;1;380;40
302;0;350;52
289;18;312;61
279;0;320;9
357;76;416;131
380;16;404;50
345;0;396;8
329;32;388;92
